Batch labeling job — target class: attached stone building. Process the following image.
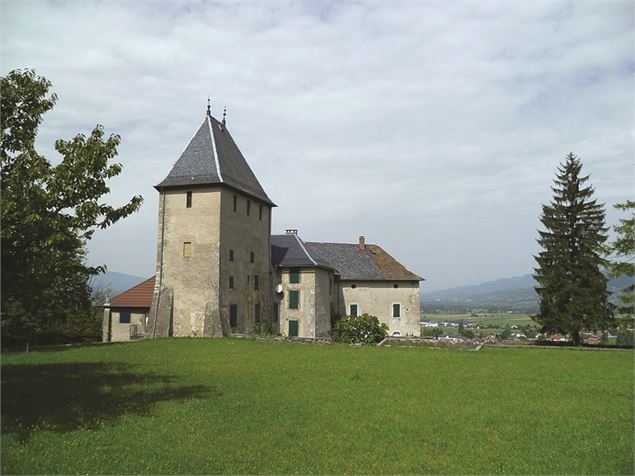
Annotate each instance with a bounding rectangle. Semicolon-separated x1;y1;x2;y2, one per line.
103;105;423;341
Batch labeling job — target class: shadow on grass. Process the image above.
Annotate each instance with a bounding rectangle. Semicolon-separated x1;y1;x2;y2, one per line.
1;362;217;441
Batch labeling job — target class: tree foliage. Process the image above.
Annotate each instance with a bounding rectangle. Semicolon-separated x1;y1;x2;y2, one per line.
532;153;613;345
1;69;143;346
609;200;634;318
331;313;388;344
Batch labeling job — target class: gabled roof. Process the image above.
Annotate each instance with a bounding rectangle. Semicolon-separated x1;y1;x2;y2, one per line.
155;111;276;206
109;276;155;308
271;234;334;270
305;242;423;281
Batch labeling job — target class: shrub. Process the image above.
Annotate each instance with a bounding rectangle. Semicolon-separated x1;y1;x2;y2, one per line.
331;313;388;344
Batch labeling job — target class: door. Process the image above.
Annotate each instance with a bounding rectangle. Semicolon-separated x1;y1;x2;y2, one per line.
288;320;299;337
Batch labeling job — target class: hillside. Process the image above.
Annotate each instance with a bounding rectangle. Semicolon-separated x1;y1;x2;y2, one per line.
89;271;147;297
423;274;631;313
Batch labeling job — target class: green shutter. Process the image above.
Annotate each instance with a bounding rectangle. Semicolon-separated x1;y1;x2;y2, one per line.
289;290;299;309
290;269;300;284
350;304;358;317
393;304;401;318
289;320;299;337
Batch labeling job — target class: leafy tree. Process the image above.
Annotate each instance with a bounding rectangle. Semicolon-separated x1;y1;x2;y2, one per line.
609;200;634;317
1;69;142;346
533;153;613;345
331;313;388;344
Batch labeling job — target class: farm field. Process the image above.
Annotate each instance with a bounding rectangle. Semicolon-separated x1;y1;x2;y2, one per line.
2;338;633;474
422;312;536;328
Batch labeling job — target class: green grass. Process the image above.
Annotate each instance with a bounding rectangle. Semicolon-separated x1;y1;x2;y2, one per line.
423;312;537;328
2;338;633;474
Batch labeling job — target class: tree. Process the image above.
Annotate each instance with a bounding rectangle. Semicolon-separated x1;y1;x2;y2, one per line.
533;153;613;345
1;69;143;346
609;200;634;316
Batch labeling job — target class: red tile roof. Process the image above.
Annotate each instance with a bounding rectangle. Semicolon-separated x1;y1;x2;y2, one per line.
110;276;155;308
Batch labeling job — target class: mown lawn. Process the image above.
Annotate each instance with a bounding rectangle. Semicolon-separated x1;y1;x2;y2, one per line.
2;338;633;474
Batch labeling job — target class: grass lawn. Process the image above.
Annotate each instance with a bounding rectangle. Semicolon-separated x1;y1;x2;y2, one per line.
2;338;633;474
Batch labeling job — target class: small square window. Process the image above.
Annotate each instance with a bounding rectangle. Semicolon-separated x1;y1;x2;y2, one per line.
233;194;237;212
229;249;234;262
183;242;192;257
186;191;192;208
392;303;401;318
119;311;131;324
254;275;259;290
350;304;358;317
229;276;234;289
247;200;251;216
230;305;237;328
250;251;255;263
289;269;300;284
289;290;300;309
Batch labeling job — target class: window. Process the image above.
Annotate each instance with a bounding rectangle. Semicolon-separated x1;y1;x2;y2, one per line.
250;251;255;263
247;200;251;215
229;249;234;262
351;284;357;289
119;311;131;324
183;242;192;257
229;276;234;289
247;275;250;285
254;303;261;323
273;303;279;323
393;283;399;289
259;205;263;221
392;303;401;318
186;191;192;208
254;274;259;290
349;304;358;317
230;305;237;328
233;194;237;212
289;269;300;284
289;290;300;309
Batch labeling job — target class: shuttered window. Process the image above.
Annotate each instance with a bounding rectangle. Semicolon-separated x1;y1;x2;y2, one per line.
349;304;358;317
289;290;299;309
289;269;300;284
230;305;237;328
392;303;401;318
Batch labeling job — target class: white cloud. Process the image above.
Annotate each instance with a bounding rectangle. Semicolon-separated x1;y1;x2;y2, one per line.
2;0;633;290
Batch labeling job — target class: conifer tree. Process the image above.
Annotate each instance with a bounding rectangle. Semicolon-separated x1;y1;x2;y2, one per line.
609;200;634;317
533;153;613;345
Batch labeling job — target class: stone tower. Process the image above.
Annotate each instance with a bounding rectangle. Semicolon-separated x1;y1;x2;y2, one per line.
147;105;276;337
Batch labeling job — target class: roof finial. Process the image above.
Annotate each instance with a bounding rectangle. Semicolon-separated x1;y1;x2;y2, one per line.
222;106;227;127
206;96;211;116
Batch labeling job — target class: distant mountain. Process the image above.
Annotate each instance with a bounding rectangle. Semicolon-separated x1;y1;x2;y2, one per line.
423;273;631;313
89;271;148;297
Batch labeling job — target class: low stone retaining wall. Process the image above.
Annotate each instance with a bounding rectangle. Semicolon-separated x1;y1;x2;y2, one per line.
378;336;483;349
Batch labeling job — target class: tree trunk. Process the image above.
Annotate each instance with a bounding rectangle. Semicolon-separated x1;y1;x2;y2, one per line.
571;330;581;346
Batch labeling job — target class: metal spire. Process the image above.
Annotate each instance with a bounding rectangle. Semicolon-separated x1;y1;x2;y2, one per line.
206;96;211;116
222;106;227;127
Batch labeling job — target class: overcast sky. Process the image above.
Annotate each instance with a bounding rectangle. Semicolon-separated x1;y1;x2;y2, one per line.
2;0;633;291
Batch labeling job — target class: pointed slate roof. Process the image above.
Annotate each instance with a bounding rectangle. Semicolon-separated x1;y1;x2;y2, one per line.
155;111;276;206
271;234;335;270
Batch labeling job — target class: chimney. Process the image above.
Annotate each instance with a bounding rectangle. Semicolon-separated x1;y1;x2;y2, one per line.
358;235;365;250
285;229;298;235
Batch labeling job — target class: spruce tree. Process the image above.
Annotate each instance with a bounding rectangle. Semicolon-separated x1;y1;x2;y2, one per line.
533;153;613;345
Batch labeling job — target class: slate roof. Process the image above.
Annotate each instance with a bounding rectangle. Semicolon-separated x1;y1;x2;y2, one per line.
110;276;155;308
155;112;275;206
305;242;423;281
271;234;334;270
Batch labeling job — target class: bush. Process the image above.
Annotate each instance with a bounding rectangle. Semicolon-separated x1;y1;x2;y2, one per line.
331;313;388;344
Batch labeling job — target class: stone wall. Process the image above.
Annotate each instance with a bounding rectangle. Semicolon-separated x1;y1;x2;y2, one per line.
108;309;147;342
338;280;420;336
